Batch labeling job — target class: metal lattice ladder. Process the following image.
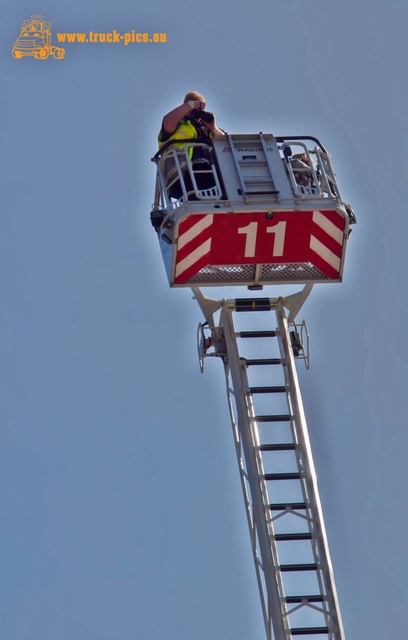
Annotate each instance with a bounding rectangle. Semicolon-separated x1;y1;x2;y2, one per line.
198;295;346;640
226;133;281;202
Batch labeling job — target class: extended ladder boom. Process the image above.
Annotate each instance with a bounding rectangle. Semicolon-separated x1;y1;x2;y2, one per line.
198;295;345;640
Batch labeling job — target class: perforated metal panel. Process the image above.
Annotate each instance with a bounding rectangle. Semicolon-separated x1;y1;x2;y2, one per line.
190;265;256;283
187;262;328;285
261;263;327;280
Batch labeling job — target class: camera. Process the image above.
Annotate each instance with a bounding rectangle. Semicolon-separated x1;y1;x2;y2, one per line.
191;109;214;124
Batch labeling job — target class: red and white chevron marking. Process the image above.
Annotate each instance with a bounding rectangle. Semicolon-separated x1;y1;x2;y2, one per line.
175;214;214;283
309;210;345;278
172;209;346;284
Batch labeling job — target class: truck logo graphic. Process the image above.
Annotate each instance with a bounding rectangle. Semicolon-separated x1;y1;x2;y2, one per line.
12;15;65;60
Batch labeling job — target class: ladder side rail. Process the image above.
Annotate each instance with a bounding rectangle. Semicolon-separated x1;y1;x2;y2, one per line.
276;308;346;640
226;134;250;203
281;382;334;631
259;134;280;198
233;304;333;636
240;359;291;636
220;304;289;640
280;360;344;639
224;373;273;640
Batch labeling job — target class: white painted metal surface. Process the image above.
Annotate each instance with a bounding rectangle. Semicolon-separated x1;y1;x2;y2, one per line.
195;290;346;640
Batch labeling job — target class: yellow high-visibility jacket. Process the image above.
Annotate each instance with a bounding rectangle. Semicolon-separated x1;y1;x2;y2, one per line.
158;118;207;184
158;117;199;153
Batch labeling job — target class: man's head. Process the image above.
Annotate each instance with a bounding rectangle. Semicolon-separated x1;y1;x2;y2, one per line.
184;91;206;109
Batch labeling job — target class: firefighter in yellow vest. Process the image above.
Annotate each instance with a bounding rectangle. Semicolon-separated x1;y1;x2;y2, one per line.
158;91;224;199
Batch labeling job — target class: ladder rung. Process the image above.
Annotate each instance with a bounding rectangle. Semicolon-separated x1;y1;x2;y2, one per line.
239;331;277;338
280;563;317;572
242;169;275;175
285;595;324;604
241;175;273;180
260;443;296;451
245;190;280;195
291;628;329;636
245;358;282;366
250;386;286;394
270;502;307;511
265;473;301;481
255;414;291;423
274;533;312;542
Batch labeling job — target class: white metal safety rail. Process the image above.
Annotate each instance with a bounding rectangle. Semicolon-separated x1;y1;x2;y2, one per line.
154;142;223;209
276;137;342;201
203;297;346;640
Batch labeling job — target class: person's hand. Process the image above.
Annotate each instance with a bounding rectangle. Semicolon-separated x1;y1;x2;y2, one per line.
186;100;206;110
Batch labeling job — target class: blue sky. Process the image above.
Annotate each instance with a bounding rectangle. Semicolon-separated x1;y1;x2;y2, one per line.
1;0;408;638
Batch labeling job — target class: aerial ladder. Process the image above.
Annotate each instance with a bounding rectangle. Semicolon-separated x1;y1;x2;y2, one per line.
151;130;356;640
